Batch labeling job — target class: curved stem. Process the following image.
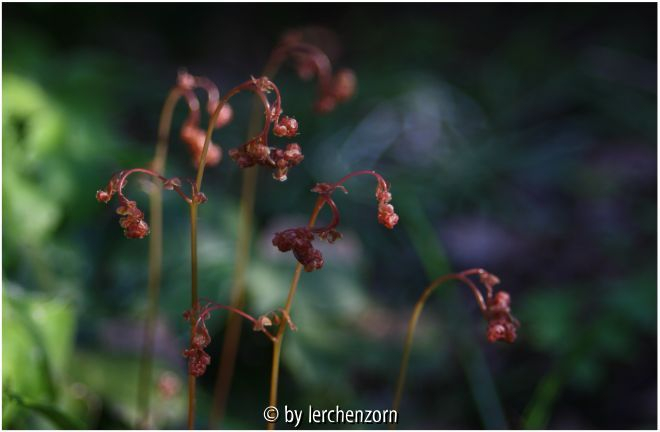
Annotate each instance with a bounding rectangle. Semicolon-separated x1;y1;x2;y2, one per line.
137;87;182;428
267;197;326;430
391;270;488;428
187;203;199;430
194;301;276;342
208;168;257;426
332;169;386;189
194;80;279;191
209;59;284;427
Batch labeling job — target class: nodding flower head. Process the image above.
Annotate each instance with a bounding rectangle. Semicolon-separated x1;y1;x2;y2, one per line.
182;301;282;376
271;29;357;114
273;116;299;138
225;77;304;181
271;143;304;182
180;121;222;167
272;227;324;272
183;306;212;377
465;269;519;344
174;70;231;167
273;170;397;271
97;168;198;239
485;291;519;343
375;180;399;229
206;100;234;129
116;200;150;239
332;68;357;102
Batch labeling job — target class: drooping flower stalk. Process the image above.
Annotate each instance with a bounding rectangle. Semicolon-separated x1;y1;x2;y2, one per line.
183;75;300;429
211;31;357;426
137;71;231;427
182;300;287;377
267;170;398;430
98;74;300;429
390;268;519;427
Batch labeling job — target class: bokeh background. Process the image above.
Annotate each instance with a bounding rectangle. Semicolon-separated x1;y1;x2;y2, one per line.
3;3;657;429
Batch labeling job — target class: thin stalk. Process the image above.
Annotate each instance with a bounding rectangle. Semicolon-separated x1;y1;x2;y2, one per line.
187;203;200;430
210;60;281;427
391;270;487;428
208;167;257;426
137;87;182;428
267;197;325;430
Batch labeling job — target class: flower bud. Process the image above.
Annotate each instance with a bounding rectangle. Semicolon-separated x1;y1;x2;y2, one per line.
332;68;357;102
273;116;299;138
207;101;234;128
314;95;337;113
177;71;196;90
96;190;111;203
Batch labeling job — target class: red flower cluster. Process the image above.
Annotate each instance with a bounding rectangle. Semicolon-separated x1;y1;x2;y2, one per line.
474;270;519;344
313;68;357;113
485;291;519;343
116;200;150;239
271;29;357;114
273;170;397;271
272;227;324;272
227;77;304;181
180;121;222;167
181;301;284;376
176;71;230;167
375;180;399;229
182;308;212;377
96;169;196;239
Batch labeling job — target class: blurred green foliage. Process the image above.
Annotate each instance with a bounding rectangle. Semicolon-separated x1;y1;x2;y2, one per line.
3;3;657;429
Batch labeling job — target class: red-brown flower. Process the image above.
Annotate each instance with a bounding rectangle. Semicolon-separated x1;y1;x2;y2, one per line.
96;169;196;239
269;29;357;114
273;170;397;271
223;77;305;181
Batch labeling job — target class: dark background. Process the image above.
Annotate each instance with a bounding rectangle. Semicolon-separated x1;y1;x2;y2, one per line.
3;3;657;429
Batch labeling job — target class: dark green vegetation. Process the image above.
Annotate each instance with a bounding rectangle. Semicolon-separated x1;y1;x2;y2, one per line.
3;4;656;429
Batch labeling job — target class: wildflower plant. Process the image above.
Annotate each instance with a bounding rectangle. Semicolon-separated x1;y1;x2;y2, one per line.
95;29;518;430
391;268;520;419
97;72;303;428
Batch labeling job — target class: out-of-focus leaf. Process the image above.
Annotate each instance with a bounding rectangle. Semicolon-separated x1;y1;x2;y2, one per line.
4;391;86;429
68;351;186;428
2;286;76;427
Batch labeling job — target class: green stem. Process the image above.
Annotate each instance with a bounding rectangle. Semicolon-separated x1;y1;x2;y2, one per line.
267;197;325;430
137;87;182;428
209;167;257;426
391;271;486;429
210;60;282;428
187;203;199;430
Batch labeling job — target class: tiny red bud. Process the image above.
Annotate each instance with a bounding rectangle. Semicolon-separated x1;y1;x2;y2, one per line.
207;102;234;128
96;190;111;203
314;95;337;113
332;68;357;102
177;71;196;90
163;177;182;190
193;192;208;204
